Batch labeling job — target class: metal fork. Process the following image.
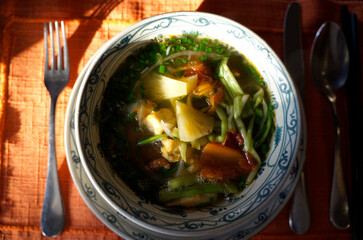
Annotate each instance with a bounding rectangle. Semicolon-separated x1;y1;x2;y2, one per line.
41;21;69;237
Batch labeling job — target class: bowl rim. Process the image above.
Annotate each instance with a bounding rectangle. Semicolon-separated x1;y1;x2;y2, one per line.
74;11;302;237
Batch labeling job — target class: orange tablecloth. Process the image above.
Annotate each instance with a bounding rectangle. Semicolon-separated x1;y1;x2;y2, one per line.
0;0;362;239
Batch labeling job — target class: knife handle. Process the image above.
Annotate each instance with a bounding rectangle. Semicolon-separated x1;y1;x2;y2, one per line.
289;171;311;234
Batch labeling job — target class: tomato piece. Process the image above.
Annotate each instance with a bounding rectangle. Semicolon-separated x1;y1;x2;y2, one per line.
184;62;215;84
200;143;244;167
222;130;244;149
221;130;258;170
213;85;224;104
198;142;253;181
200;166;245;180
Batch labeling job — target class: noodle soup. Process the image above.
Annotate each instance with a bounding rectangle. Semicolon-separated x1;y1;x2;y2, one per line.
99;34;275;207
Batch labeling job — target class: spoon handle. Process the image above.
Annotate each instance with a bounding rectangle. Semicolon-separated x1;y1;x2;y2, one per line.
329;99;350;229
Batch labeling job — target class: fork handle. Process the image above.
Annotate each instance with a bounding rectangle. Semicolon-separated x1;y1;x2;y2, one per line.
41;96;66;237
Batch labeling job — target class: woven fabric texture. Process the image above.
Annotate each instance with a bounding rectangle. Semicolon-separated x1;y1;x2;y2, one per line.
1;0;362;239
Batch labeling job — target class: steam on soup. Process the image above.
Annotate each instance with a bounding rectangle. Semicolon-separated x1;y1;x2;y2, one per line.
99;34;275;208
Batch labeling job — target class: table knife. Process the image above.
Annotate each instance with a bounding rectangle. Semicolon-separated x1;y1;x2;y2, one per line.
283;2;311;234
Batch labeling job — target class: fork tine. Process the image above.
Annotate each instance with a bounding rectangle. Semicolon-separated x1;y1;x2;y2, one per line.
61;21;69;71
55;21;62;70
43;23;48;71
49;22;55;70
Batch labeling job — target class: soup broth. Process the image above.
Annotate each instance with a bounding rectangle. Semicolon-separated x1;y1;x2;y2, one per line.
99;34;275;208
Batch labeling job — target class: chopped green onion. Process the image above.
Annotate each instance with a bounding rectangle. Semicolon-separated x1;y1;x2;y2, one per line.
269;104;275;111
199;44;205;51
255;108;263;117
137;133;167;146
201;38;211;45
159;182;238;203
159;64;166;74
246;169;257;185
255;110;272;148
168;174;198;190
207;133;216;142
217;58;244;98
223;182;239;193
159;183;222;202
215;105;228;142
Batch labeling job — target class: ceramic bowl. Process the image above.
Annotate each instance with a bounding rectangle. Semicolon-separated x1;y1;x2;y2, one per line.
74;11;302;238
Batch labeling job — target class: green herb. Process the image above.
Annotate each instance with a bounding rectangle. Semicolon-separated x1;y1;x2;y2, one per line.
137;133;168;146
168;174;198;190
158;182;238;203
217;58;244;98
198;43;205;51
159;64;166;74
255;108;263;117
201;38;211;45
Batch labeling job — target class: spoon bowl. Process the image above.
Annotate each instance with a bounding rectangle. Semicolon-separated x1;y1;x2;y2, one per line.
310;21;350;229
311;22;350;97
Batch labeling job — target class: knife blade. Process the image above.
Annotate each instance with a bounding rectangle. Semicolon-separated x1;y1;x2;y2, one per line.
284;3;306;105
283;2;311;234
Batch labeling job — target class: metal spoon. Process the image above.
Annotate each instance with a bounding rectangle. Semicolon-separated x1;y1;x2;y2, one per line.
310;22;350;229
